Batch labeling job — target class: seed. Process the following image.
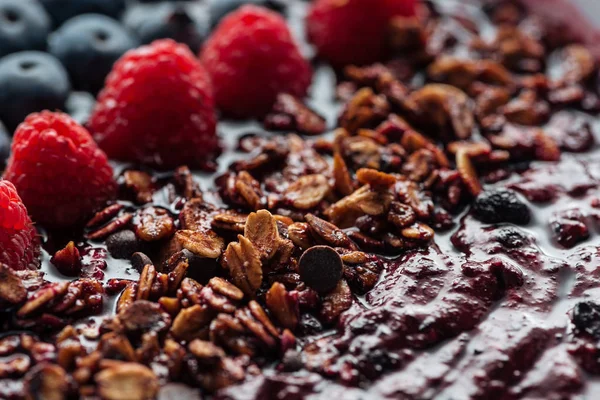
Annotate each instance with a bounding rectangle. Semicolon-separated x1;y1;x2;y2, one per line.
298;246;343;294
106;230;140;260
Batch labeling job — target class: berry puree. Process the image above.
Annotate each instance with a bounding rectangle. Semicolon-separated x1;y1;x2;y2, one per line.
4;0;600;399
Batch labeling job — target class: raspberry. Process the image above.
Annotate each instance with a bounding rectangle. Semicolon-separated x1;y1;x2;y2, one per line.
88;39;218;169
0;180;40;270
200;5;312;118
3;111;117;229
306;0;418;68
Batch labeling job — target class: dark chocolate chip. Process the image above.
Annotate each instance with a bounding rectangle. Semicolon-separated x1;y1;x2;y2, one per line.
130;252;153;272
298;245;343;294
106;230;139;259
182;249;218;284
281;350;303;372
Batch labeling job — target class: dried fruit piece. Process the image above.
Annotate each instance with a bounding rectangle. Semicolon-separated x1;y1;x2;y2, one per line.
223;236;263;297
95;362;159;400
473;189;531;225
50;241;82;277
136;207;175;242
244;210;280;261
299;246;343;294
176;230;224;259
284;174;330;210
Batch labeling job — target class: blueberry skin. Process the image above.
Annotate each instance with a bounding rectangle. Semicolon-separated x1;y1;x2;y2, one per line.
0;52;71;132
209;0;287;28
0;0;51;57
49;14;139;93
0;122;11;168
66;91;96;125
39;0;125;27
123;3;209;52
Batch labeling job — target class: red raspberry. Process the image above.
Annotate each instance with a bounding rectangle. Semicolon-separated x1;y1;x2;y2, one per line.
0;180;40;270
307;0;418;68
3;111;117;229
200;5;312;118
88;39;218;169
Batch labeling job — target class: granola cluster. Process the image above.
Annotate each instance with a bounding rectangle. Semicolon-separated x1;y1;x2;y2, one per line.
2;0;600;399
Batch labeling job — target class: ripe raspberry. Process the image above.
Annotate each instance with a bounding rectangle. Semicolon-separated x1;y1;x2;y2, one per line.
3;111;117;229
307;0;418;68
200;5;312;118
0;180;40;270
88;39;218;169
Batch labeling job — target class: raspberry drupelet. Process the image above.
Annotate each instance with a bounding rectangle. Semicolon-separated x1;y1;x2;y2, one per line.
200;5;312;118
307;0;418;68
88;39;219;169
3;111;117;229
0;180;40;270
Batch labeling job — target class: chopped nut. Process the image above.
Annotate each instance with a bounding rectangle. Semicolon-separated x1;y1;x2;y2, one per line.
123;170;155;204
188;339;225;363
223;236;263;297
320;280;352;324
136;264;156;301
333;152;354;196
208;277;244;302
284;174;330;210
86;213;133;241
264;93;327;135
176;230;224;259
388;202;417;229
287;222;314;250
50;241;82;277
86;204;124;228
95;362;159;400
135;207;175;242
356;168;396;187
305;214;357;250
401;222;435;242
325;185;394;228
119;300;171;335
18;282;69;317
456;148;482;196
235;171;263;211
560;45;596;84
244;210;281;261
173;166;202;200
212;212;247;233
339;88;390;133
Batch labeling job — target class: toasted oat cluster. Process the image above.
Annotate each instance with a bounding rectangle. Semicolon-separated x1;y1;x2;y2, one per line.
4;0;600;399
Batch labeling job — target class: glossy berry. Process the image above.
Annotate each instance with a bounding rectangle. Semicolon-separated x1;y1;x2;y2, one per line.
572;301;600;339
0;122;10;169
306;0;418;68
472;189;531;225
39;0;125;27
3;111;117;229
65;91;96;125
88;39;218;169
122;2;209;52
49;14;139;93
0;180;40;270
0;52;71;132
0;0;51;57
200;5;312;118
208;0;286;28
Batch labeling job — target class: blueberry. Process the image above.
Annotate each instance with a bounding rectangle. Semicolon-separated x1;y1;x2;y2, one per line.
472;189;531;225
123;3;209;52
0;51;71;132
106;230;140;259
39;0;126;27
0;0;51;57
209;0;286;28
65;91;96;125
0;122;10;168
572;301;600;339
49;14;138;93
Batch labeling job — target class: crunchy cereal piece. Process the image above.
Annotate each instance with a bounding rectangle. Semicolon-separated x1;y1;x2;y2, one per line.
208;277;244;302
456;148;483;196
244;210;281;261
333;152;354;196
234;171;263;211
223;236;263;297
175;230;224;259
264;93;327;135
305;214;357;250
24;363;69;400
287;222;314;250
135;207;175;242
339;88;390;133
356;168;397;187
95;363;159;400
325;185;394;228
428;56;512;91
0;263;27;304
284;174;330;210
266;282;299;331
170;304;214;342
212;212;247;234
188;339;225;363
406;84;474;140
320;280;352;324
